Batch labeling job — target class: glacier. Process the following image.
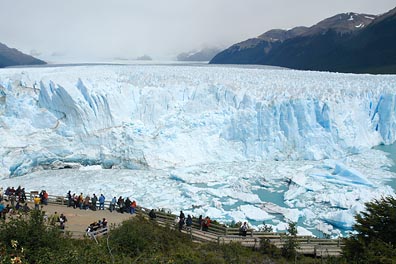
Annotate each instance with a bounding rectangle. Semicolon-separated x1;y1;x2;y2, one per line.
1;64;396;236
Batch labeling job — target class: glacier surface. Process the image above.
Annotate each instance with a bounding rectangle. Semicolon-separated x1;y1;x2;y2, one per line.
1;64;396;236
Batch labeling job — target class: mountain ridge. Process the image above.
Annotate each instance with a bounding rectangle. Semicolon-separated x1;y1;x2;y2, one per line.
210;7;396;74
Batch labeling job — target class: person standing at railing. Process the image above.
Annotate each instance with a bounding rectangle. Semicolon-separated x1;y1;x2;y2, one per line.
125;197;131;213
186;215;193;230
15;186;21;199
78;193;84;209
130;200;137;214
33;195;41;210
20;188;26;203
178;211;185;231
202;216;211;231
99;194;105;210
240;222;248;237
84;195;91;210
149;209;157;220
66;191;72;207
10;194;16;208
72;193;78;209
9;187;15;196
117;196;124;213
41;190;48;205
110;197;116;212
91;194;98;211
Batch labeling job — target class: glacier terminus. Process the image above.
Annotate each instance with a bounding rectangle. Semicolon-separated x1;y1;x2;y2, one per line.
1;64;396;237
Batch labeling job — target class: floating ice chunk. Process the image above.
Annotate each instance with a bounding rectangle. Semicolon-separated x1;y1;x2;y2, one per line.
315;222;334;236
240;204;274;221
227;210;246;223
205;207;225;219
323;210;355;229
221;189;262;203
284;184;307;201
192;207;206;217
261;202;301;222
297;226;314;237
332;163;373;186
273;221;289;232
313;162;374;187
270;221;313;236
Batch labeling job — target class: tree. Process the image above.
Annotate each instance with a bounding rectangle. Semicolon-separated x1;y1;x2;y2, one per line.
281;221;299;259
343;196;396;263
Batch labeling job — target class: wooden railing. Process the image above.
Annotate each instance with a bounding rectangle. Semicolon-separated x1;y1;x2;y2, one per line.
2;191;344;257
137;207;343;257
86;227;109;243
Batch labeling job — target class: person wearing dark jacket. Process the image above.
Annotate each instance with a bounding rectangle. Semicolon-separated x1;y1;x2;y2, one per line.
149;209;157;220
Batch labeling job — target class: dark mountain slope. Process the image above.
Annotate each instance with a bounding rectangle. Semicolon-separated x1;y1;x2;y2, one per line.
210;8;396;74
0;42;46;68
210;27;308;65
343;8;396;73
261;8;396;73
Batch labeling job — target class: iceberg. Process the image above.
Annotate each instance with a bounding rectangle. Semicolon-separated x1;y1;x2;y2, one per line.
323;210;356;230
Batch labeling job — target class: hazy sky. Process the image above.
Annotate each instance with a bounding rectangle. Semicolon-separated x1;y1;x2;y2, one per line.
1;0;395;62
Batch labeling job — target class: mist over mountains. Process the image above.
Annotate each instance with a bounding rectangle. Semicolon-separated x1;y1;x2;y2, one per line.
177;47;222;62
210;7;396;74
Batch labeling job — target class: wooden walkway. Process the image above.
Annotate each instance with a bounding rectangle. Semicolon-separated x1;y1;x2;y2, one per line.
2;192;343;257
139;207;343;257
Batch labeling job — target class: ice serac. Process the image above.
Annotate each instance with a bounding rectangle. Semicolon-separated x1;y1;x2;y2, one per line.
0;65;396;177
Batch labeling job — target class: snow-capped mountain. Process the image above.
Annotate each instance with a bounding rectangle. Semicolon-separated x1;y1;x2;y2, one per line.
210;7;396;74
1;64;396;236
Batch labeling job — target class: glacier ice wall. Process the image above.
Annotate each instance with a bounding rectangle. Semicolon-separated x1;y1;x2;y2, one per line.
0;65;396;177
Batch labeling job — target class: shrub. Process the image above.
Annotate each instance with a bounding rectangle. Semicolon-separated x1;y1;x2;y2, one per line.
343;196;396;263
281;221;299;259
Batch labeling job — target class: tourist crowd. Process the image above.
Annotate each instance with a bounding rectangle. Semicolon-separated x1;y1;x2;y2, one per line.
1;186;218;234
65;190;137;214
